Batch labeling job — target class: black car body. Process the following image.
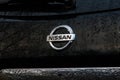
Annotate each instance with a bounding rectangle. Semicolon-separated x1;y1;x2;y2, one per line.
0;0;120;80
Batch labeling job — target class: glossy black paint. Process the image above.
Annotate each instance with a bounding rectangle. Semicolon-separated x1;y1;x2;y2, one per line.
0;0;120;67
0;10;120;59
1;0;120;17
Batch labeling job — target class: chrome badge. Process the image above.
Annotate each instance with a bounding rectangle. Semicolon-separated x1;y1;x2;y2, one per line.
47;25;75;50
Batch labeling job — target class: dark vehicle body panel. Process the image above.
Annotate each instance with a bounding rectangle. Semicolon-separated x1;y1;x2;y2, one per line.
0;0;120;58
0;11;120;59
0;1;120;80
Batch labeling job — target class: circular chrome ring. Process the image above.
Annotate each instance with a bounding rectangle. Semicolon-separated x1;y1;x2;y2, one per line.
48;25;75;50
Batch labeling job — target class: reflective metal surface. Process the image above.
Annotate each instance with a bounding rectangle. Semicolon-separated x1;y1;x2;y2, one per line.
47;25;75;50
1;68;120;80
